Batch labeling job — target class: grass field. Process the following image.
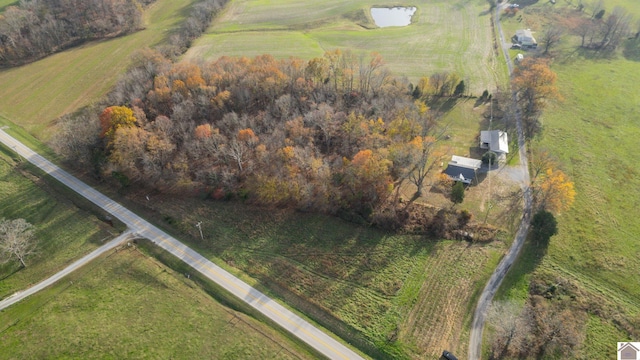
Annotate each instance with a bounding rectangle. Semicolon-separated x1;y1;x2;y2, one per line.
0;122;119;300
494;1;640;358
0;0;16;12
0;0;197;140
0;245;314;359
109;193;505;359
184;0;507;94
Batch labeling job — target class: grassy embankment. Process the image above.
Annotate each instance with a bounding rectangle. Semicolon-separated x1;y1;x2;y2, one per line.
0;119;120;299
0;0;196;140
0;243;315;359
185;0;508;94
495;1;640;358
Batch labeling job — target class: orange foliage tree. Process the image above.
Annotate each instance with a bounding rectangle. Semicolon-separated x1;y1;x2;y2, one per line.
512;58;560;139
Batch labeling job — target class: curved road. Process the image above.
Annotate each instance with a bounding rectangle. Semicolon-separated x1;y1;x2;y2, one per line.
0;129;364;360
468;3;533;359
0;230;135;311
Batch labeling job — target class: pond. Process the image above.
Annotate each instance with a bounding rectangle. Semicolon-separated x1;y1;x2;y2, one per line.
370;7;417;28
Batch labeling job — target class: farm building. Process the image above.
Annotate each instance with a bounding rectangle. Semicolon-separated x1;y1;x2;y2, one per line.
480;130;509;158
515;29;537;48
444;155;482;184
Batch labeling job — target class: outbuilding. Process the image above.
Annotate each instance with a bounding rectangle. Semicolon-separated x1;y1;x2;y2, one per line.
480;130;509;159
515;29;537;48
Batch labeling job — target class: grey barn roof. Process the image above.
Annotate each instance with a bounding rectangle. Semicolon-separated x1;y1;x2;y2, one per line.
444;164;477;184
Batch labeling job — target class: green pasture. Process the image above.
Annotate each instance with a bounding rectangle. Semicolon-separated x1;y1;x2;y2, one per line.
0;247;314;359
541;56;640;314
185;0;506;94
0;0;197;140
495;0;640;357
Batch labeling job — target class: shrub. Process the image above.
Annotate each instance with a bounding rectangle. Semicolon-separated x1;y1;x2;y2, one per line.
530;209;558;246
451;181;465;205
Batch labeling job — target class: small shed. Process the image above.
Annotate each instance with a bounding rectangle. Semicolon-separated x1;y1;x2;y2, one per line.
444;155;482;184
515;53;524;62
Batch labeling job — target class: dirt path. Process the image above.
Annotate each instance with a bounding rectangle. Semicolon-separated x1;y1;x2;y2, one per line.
468;3;533;360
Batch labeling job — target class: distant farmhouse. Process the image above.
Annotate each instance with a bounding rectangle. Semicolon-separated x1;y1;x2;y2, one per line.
514;29;537;48
444;155;482;184
480;130;509;160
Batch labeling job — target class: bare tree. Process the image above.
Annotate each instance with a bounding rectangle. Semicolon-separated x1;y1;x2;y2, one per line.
598;7;633;52
0;218;37;268
487;300;526;359
541;26;564;55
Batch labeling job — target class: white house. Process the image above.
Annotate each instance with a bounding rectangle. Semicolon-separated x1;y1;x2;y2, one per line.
515;29;537;48
480;130;509;158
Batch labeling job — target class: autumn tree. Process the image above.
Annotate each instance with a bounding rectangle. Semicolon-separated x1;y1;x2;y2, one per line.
99;106;138;143
342;149;392;213
533;167;576;213
0;218;37;268
512;58;560;139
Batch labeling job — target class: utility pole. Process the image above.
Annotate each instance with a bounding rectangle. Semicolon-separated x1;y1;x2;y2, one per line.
195;221;204;240
485;101;493;223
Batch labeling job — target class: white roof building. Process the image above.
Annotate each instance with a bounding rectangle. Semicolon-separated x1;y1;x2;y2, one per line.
515;29;537;47
480;130;509;154
450;155;482;170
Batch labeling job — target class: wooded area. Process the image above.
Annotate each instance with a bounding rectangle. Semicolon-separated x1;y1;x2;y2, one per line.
54;50;464;222
0;0;155;66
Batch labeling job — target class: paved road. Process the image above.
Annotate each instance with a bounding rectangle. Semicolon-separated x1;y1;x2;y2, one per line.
468;3;533;360
0;129;364;360
0;230;135;311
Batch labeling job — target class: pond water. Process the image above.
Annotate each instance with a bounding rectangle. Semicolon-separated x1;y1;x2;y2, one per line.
370;7;417;28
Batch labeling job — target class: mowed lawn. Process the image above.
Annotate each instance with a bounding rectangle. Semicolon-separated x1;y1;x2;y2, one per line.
0;246;314;359
184;0;506;94
0;0;196;140
121;196;503;359
496;1;640;357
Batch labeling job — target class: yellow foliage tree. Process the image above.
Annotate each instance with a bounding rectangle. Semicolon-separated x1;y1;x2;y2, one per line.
536;168;576;213
99;106;137;144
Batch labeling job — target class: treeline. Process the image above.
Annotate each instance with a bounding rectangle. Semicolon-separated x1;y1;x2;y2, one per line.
158;0;227;59
0;0;155;66
54;49;450;220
